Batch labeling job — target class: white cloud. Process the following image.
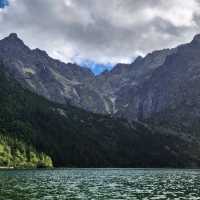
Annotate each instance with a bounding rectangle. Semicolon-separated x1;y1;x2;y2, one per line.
0;0;200;67
146;0;200;27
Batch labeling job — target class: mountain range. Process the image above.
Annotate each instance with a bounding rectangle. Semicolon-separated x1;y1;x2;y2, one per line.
0;33;176;117
2;33;200;121
1;33;200;167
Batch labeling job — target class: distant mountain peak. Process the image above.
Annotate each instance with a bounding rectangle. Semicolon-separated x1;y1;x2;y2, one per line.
32;48;48;57
8;33;18;39
134;56;143;64
2;33;25;46
192;34;200;44
0;33;30;54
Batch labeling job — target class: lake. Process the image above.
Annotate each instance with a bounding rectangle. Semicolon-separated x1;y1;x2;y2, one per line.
0;169;199;199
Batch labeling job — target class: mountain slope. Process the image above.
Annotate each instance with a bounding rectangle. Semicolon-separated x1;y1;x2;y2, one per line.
116;34;200;122
141;35;200;138
0;63;200;167
0;33;108;114
92;48;176;114
91;33;200;125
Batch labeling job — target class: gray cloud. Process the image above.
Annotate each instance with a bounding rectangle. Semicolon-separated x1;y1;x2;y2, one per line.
0;0;200;66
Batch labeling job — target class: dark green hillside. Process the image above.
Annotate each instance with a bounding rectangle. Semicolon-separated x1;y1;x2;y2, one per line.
0;64;200;168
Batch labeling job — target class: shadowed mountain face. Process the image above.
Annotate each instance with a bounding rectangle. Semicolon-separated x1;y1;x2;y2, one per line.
1;33;200;126
0;64;200;168
112;34;200;121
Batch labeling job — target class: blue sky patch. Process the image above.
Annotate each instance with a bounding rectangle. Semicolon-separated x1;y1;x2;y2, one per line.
79;60;114;75
0;0;9;8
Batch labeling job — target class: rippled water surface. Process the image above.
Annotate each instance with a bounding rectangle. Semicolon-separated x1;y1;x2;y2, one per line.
0;169;200;199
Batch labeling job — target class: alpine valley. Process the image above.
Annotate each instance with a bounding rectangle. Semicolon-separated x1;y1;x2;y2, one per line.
1;33;200;168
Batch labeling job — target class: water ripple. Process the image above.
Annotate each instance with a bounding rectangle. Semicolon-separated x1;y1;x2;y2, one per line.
0;169;200;199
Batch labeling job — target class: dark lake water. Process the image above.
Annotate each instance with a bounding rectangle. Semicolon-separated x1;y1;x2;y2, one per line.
0;169;200;199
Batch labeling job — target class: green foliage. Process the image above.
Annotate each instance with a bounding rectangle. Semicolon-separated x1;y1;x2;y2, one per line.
0;132;52;168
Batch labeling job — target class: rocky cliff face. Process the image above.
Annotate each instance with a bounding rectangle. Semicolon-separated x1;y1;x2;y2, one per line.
0;33;108;113
92;34;200;123
1;33;200;125
92;48;176;115
113;34;200;121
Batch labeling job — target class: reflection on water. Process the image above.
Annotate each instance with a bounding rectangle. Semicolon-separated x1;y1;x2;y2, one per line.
0;169;199;199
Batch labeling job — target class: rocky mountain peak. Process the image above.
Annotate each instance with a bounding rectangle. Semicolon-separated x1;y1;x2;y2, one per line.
134;56;143;64
191;34;200;44
32;48;48;57
0;33;28;52
8;33;18;39
4;33;24;44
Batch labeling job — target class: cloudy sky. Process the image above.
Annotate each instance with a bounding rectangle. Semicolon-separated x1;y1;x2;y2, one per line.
0;0;200;73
